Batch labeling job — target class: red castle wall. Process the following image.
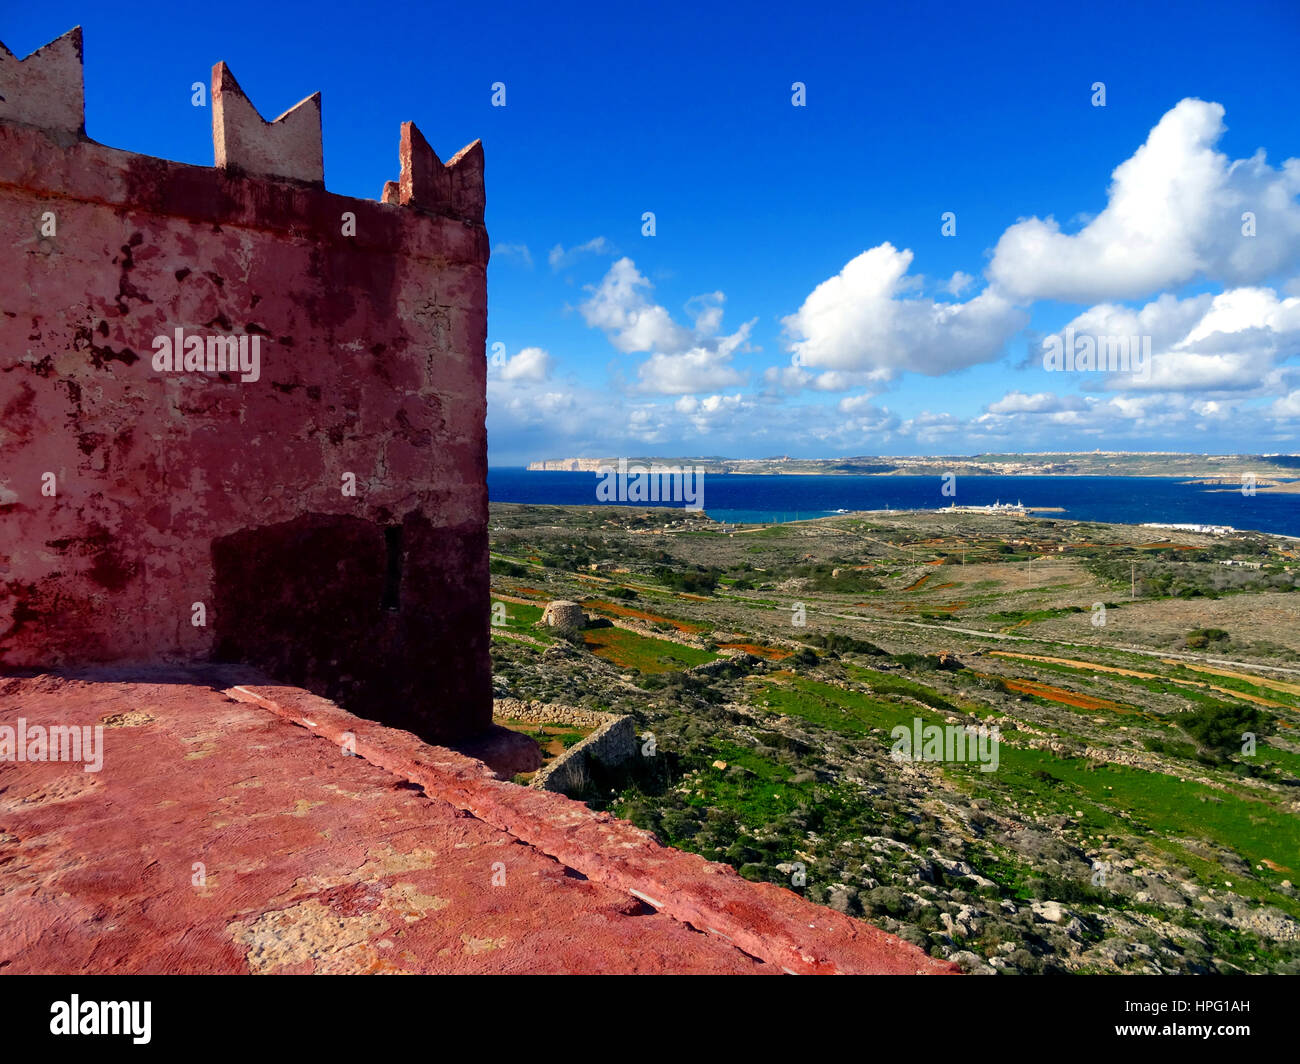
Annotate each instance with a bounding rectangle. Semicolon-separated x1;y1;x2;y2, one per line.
0;29;491;741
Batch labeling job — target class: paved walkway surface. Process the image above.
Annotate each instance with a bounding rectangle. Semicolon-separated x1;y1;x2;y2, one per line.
0;667;958;975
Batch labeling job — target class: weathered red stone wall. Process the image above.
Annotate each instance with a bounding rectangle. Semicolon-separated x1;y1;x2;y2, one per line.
0;30;491;741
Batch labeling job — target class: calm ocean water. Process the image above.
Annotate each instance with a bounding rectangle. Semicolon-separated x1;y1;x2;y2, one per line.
488;468;1300;537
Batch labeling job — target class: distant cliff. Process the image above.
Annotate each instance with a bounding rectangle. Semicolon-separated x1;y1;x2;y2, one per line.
528;458;619;472
527;456;735;472
525;453;1300;477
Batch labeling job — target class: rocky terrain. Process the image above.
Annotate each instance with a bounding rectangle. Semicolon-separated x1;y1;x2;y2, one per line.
487;503;1300;974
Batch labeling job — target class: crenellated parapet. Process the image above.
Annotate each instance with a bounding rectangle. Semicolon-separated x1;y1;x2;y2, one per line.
212;61;323;185
0;26;84;135
381;121;485;224
0;27;484;224
0;27;491;742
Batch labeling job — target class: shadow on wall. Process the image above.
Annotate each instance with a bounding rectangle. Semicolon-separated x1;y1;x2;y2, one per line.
211;511;491;743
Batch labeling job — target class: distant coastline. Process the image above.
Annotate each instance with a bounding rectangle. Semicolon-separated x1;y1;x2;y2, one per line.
526;452;1300;484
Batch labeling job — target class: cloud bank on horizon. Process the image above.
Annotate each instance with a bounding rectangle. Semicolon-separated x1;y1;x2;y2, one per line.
489;96;1300;463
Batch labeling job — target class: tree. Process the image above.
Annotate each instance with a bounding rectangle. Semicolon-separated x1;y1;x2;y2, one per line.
1178;700;1274;759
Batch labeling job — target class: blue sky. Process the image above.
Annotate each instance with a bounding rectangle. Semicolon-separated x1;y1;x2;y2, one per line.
9;1;1300;463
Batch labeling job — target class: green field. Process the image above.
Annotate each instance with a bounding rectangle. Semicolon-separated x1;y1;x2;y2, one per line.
582;627;719;673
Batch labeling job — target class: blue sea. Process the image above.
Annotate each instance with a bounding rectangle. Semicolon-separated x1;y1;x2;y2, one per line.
488;469;1300;537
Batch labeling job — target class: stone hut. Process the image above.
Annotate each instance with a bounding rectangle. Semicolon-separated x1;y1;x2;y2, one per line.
540;600;586;631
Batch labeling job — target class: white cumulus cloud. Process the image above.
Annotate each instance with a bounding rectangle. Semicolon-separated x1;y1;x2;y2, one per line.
780;243;1026;379
581;257;755;395
497;345;554;382
1048;285;1300;392
986;391;1088;415
988;99;1300;302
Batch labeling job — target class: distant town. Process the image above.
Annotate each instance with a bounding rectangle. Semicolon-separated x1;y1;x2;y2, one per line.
528;452;1300;481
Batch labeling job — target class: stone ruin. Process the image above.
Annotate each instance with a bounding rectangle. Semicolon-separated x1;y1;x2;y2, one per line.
540;600;586;631
0;28;491;742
